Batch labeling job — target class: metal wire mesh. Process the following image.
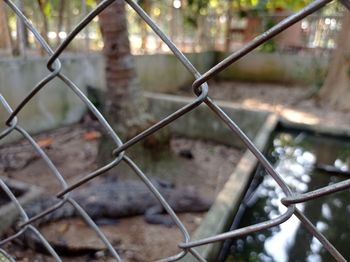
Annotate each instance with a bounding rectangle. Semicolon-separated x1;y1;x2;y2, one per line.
0;0;349;261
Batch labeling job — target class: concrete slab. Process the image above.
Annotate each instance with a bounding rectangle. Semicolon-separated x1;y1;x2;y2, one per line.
279;117;350;138
145;92;270;149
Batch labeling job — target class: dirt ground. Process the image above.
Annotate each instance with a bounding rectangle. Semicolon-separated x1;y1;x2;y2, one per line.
180;81;350;130
0;123;242;261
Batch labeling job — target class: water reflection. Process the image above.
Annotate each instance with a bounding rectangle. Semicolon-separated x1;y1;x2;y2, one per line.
226;130;350;262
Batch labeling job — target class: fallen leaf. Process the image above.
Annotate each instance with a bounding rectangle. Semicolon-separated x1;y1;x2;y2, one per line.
83;131;101;141
37;137;54;148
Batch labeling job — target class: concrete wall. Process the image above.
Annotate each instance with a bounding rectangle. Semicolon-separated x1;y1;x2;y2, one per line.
0;52;216;139
0;55;105;141
217;51;329;85
135;52;216;93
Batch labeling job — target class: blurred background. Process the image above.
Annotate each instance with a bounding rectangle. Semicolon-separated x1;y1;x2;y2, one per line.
0;0;343;56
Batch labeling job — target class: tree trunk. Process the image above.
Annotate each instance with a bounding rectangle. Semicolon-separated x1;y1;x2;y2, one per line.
138;0;151;53
56;0;65;47
319;12;350;110
224;4;233;52
97;1;175;178
37;0;50;54
98;1;145;137
13;0;26;56
82;0;90;51
0;1;11;51
169;5;176;40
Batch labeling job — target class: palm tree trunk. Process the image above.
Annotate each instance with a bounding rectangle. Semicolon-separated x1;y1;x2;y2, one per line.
37;0;50;54
98;0;145;137
0;1;11;51
56;0;65;47
138;0;151;53
97;1;175;175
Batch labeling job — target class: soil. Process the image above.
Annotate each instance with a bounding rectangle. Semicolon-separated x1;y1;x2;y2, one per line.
0;123;243;261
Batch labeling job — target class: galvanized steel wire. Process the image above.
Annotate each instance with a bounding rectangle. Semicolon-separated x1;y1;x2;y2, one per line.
0;0;349;261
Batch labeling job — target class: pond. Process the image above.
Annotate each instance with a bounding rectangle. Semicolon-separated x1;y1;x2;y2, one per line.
224;128;350;262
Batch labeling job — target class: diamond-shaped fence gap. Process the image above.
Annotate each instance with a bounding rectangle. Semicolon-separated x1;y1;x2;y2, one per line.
0;179;61;260
191;0;333;90
4;67;61;127
200;99;345;261
123;156;200;261
15;77;86;135
5;0;123;151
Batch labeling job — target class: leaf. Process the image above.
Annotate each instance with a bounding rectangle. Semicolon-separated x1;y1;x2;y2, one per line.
43;0;52;17
37;137;54;148
83;131;101;141
86;0;96;8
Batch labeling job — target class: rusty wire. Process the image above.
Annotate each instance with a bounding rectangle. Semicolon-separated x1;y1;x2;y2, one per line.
0;0;349;261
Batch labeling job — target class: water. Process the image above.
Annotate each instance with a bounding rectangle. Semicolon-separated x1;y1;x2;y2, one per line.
225;129;350;262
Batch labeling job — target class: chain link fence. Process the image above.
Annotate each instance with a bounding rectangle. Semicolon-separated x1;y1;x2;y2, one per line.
0;0;349;261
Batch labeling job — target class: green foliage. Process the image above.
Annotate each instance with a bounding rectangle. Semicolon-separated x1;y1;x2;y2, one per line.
263;0;312;11
259;18;277;52
184;0;313;28
86;0;96;8
42;0;52;17
185;0;211;27
259;40;277;52
186;0;314;11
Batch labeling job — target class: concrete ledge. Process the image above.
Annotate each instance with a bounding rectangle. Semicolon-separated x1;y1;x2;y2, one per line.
181;114;278;261
145;92;270;149
279;118;350;138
